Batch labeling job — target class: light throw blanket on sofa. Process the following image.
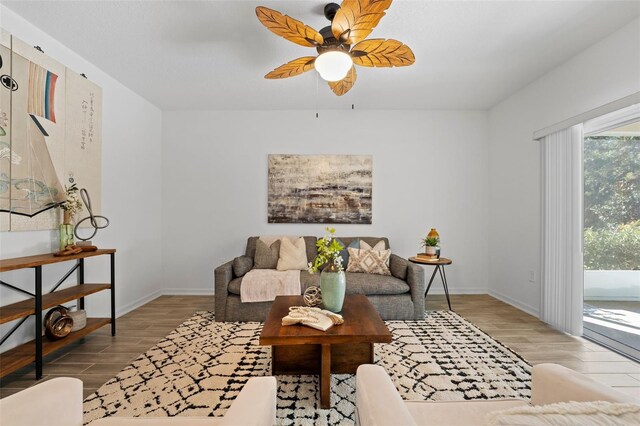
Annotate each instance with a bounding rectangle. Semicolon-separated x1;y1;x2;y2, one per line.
240;269;301;303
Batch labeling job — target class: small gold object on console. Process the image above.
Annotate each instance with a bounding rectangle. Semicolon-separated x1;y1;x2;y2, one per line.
44;306;73;340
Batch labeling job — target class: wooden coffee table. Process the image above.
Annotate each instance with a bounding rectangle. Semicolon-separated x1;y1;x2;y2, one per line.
259;294;392;408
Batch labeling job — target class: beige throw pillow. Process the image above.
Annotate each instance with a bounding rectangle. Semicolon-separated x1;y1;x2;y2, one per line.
360;240;386;252
346;247;391;275
277;237;308;271
254;239;281;269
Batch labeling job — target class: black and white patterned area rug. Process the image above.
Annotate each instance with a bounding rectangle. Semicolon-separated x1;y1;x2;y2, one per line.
84;311;531;425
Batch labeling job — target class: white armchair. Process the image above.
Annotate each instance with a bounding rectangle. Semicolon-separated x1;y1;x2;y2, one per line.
91;376;277;425
0;377;84;426
356;363;639;426
1;376;277;426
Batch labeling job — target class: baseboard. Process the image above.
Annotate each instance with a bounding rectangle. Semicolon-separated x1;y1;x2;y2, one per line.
116;289;162;317
163;288;485;296
163;288;215;296
427;287;487;295
488;289;540;318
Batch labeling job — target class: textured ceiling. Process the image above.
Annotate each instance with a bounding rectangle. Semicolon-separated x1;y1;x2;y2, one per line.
3;0;639;110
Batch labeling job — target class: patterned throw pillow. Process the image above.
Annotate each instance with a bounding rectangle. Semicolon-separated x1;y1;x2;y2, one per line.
254;239;281;269
346;247;391;275
360;240;386;252
277;237;308;271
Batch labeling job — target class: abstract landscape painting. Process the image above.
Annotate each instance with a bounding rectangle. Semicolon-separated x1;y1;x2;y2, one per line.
268;154;372;224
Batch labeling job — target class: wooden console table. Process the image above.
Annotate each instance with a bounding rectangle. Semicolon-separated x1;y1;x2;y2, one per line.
0;249;116;379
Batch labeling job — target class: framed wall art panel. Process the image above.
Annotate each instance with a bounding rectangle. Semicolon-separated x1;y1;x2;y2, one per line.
268;154;372;224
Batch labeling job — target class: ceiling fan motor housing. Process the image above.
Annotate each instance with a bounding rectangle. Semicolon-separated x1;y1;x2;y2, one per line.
318;25;350;54
324;3;341;21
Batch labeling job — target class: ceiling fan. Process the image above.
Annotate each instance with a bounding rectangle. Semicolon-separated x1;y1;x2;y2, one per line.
256;0;415;96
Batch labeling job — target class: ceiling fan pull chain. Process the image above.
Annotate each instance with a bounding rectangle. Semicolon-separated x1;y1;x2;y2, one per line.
315;72;319;119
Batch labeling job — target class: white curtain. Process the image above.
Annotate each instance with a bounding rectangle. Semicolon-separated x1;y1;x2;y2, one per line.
541;125;584;335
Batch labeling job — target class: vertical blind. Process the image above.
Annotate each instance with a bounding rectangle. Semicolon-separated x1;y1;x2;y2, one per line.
541;125;584;335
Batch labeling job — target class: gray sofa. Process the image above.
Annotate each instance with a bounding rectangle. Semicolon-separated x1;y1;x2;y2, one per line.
214;236;425;322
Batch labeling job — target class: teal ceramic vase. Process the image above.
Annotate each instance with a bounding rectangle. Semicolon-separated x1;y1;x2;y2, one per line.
320;268;346;313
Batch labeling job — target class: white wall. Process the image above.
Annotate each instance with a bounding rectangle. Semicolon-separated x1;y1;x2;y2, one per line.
0;6;163;351
161;110;489;296
488;18;640;316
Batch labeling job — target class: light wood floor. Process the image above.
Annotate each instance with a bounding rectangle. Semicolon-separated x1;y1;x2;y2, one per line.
1;294;639;400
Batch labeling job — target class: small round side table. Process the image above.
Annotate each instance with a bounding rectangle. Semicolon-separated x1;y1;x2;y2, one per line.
408;257;453;310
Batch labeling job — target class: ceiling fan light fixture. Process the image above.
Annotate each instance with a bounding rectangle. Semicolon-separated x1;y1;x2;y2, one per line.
314;50;353;82
256;2;415;95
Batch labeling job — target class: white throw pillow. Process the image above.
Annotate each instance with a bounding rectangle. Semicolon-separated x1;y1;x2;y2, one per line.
277;237;308;271
485;401;640;426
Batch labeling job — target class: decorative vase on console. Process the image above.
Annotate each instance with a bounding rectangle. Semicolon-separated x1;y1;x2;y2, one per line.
59;184;83;250
308;227;346;313
59;211;74;250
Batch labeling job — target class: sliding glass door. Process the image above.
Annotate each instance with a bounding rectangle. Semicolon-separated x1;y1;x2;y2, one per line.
583;120;640;361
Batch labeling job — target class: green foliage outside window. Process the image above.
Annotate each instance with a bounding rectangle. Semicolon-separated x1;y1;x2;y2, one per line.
584;222;640;270
584;135;640;270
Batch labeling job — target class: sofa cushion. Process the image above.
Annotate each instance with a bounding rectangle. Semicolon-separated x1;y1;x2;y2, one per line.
303;272;409;295
229;271;409;296
390;255;408;280
300;271;320;291
277;237;307;271
232;256;253;277
228;277;243;295
344;272;408;295
254;239;281;269
347;247;391;275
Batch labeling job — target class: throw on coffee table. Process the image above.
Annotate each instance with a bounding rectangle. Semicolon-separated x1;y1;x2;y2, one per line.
281;306;344;331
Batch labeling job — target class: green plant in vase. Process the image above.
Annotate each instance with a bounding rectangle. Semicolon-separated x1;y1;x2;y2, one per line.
421;236;439;257
59;184;83;250
308;227;346;312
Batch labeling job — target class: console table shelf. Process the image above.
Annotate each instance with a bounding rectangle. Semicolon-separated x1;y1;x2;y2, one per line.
0;317;110;377
0;284;111;324
0;249;116;379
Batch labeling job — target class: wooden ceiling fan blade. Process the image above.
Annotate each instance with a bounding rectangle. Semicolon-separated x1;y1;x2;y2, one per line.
331;0;392;45
328;66;357;96
351;39;415;67
265;57;316;79
256;6;324;48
